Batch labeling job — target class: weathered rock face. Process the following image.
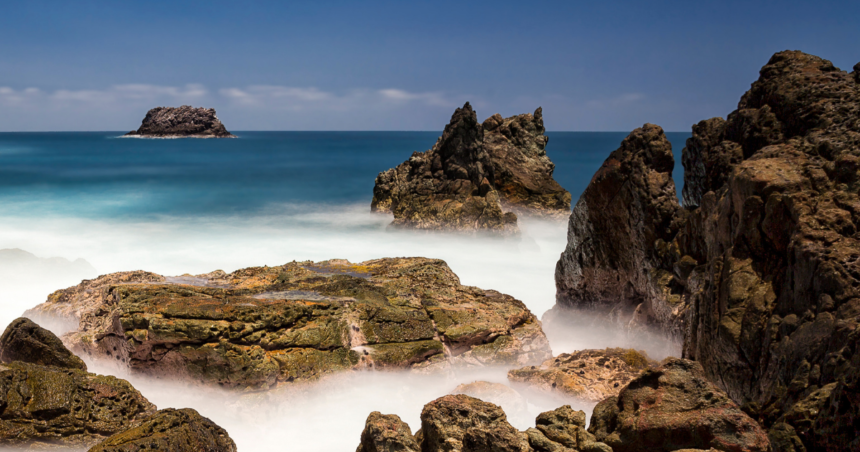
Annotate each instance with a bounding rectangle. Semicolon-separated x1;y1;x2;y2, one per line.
0;317;87;370
124;106;235;138
554;124;684;336
360;398;611;452
28;258;550;389
356;411;420;452
371;103;569;232
482;108;571;217
507;348;655;402
420;394;532;452
589;358;770;452
0;361;156;448
89;408;236;452
554;50;860;449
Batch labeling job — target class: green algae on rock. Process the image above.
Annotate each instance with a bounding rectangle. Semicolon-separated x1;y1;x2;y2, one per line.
27;257;551;390
89;408;237;452
0;361;156;449
0;317;87;370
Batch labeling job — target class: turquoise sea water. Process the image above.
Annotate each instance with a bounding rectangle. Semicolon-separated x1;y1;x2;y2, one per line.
0;131;689;218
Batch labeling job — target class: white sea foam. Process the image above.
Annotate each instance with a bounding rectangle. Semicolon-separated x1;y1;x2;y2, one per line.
0;204;675;451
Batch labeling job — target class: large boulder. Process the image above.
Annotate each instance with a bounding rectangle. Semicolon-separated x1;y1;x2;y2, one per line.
419;394;532;452
482;108;571;217
88;408;236;452
588;358;770;452
554;123;683;336
507;348;655;402
0;361;156;448
26;258;550;389
0;317;87;370
124;105;235;138
356;411;420;452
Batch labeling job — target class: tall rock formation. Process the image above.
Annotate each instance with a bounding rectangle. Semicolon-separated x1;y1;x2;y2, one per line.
371;103;570;233
125;106;235;138
483;108;571;216
554;50;860;450
554;124;684;336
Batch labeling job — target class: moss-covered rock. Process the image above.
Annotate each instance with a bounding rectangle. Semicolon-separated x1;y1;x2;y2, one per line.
89;408;236;452
0;361;156;448
29;258;551;389
0;317;87;370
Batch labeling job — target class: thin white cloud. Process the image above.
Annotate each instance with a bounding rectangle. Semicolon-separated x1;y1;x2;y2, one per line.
378;89;448;106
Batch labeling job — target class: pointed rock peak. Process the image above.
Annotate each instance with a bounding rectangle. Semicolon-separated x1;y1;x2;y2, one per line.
0;317;87;370
853;62;860;83
614;123;674;174
533;106;543;121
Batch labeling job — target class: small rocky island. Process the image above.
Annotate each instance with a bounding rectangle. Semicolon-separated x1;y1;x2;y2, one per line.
371;103;570;233
125;105;235;138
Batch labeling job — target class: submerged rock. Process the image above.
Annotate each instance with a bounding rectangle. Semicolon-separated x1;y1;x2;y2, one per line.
124;105;235;138
0;317;87;370
371;103;569;233
0;361;156;449
28;258;550;389
356;411;420;452
589;358;769;452
482;108;571;217
89;408;236;452
507;348;656;402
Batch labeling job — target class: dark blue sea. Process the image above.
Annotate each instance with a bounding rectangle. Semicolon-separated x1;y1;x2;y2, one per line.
0;131;689;451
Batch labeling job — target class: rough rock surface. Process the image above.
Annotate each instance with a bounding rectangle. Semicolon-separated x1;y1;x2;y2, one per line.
356;411;420;452
27;258;550;389
0;361;156;448
89;408;236;452
0;317;87;370
507;348;655;402
371;103;569;232
554;124;684;336
420;394;532;452
553;50;860;449
124;106;235;138
482;108;571;217
589;358;770;452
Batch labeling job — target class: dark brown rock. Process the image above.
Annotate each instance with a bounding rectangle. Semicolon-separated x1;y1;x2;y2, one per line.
483;108;571;217
27;258;550;389
554;50;860;450
554;124;684;336
88;408;236;452
419;394;532;452
356;411;420;452
0;361;156;448
124;106;235;138
588;358;770;452
0;317;87;370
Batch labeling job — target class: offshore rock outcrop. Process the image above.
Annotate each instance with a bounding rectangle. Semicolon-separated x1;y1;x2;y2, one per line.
371;103;569;233
483;108;572;217
89;408;237;452
554;124;684;336
124;106;235;138
507;348;656;402
589;358;770;452
0;361;156;448
555;50;860;449
27;258;550;389
0;317;87;370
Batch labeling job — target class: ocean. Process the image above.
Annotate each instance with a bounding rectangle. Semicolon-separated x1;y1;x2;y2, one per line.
0;131;689;451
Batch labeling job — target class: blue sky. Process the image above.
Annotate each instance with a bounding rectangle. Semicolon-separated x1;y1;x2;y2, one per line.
0;1;857;131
